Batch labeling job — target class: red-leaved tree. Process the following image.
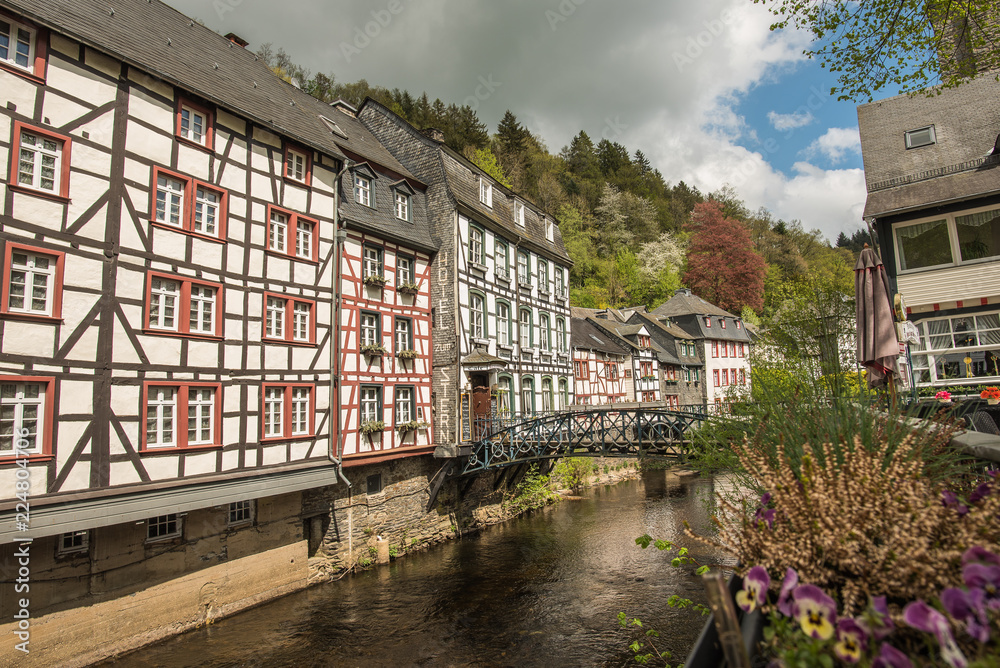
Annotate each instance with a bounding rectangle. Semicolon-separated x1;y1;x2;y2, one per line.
681;201;767;313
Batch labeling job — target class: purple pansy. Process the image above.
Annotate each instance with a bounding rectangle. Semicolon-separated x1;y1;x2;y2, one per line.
941;490;969;515
792;584;837;640
735;566;770;613
754;508;776;529
833;618;868;664
760;492;772;505
872;643;914;668
942;587;990;642
903;600;968;668
968;482;992;504
776;568;798;617
963;546;1000;567
963;562;1000;610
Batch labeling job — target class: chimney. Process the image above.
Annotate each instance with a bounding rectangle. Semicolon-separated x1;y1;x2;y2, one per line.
929;4;1000;78
224;33;249;48
422;127;445;143
675;288;692;297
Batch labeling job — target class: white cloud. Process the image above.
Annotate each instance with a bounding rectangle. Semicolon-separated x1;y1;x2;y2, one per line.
767;110;815;131
804;127;862;164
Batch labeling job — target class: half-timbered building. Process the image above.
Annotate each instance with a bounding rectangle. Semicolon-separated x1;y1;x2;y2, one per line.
627;310;705;406
586;319;661;403
358;100;574;443
570;317;628;405
0;1;365;661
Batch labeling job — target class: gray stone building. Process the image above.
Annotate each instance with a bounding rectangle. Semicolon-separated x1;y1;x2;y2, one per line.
626;310;705;406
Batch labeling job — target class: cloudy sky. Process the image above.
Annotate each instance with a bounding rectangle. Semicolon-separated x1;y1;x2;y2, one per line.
173;0;869;242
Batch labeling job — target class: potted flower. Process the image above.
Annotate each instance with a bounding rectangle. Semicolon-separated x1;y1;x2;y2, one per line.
397;420;429;434
396;349;419;360
364;273;388;288
935;390;952;403
361;343;388;357
359;420;385;435
981;386;1000;405
397;281;420;296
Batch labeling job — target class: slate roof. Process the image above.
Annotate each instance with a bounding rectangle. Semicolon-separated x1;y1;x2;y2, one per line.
570;318;628;356
337;165;435;254
652;290;736;320
627;311;704;367
5;0;427;187
358;99;572;266
570;306;629;322
858;68;1000;218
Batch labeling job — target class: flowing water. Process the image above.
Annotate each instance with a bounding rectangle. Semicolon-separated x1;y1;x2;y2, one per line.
102;471;729;668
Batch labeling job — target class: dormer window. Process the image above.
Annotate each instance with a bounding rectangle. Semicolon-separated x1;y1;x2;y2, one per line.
0;16;34;71
176;97;214;150
319;115;348;139
904;125;936;149
390;180;415;222
284;146;311;186
355;175;372;207
704;317;712;328
514;201;525;227
736;320;742;330
545;217;554;242
479;178;492;207
721;319;727;329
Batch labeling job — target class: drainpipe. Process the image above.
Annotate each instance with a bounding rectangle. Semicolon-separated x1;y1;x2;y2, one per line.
331;159;353;488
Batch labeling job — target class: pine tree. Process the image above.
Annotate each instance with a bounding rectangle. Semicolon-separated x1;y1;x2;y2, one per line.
497;110;530;157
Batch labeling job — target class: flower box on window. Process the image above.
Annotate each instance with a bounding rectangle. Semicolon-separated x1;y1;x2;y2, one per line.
361;343;388;357
396;420;429;433
360;420;385;435
641;376;657;382
396;349;419;360
397;281;420;295
364;274;388;288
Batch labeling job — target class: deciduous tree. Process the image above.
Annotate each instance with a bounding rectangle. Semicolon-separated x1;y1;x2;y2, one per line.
682;201;767;313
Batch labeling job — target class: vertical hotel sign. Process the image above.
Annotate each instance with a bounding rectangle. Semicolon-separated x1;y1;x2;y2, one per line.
461;392;471;442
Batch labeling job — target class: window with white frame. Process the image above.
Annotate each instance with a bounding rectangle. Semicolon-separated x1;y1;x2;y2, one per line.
263;294;315;344
538;260;549;293
495;239;509;279
228;500;253;526
285;147;309;184
58;531;88;555
893;207;1000;273
261;384;314;439
470;293;485;339
541;377;553;412
559;378;569;410
469;225;485;266
394;190;409;221
155;175;185;227
497;376;513;414
556;268;566;297
497;302;511;347
266;206;315;261
363;245;383;279
514;201;525;227
395;317;412;352
146;514;181;541
556;318;567;353
146;274;221;337
539;313;551;352
355;174;372;207
178;103;209;146
17;128;64;195
265;296;285;339
518;251;530;285
521;378;534;414
397;256;413;285
361;385;381;423
545;217;554;242
361;312;380;347
0;18;35;71
0;380;45;456
479;178;492;207
910;312;1000;385
6;249;57;317
293;301;311;341
295;219;313;260
194;186;220;236
395;386;414;424
904;125;936;149
263;386;284;438
520;309;532;348
144;384;219;450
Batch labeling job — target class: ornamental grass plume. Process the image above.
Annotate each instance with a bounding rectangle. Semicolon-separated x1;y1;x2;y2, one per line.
688;433;1000;616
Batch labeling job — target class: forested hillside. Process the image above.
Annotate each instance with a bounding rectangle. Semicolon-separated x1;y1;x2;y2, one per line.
258;45;865;323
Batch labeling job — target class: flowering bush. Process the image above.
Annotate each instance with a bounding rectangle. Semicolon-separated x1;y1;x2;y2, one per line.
981;387;1000;402
936;390;953;401
396;349;419;360
359;420;385;435
737;547;1000;666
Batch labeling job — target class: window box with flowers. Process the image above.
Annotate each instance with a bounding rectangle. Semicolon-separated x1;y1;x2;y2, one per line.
361;343;388;357
396;420;429;434
396;349;419;361
641;376;657;382
397;281;420;296
359;420;385;435
364;274;388;288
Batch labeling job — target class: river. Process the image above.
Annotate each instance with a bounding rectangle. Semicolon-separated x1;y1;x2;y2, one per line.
103;471;730;668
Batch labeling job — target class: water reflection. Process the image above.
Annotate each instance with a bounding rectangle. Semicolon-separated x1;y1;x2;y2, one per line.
103;471;726;668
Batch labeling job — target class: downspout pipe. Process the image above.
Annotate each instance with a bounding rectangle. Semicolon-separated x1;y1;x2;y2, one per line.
331;159;353;488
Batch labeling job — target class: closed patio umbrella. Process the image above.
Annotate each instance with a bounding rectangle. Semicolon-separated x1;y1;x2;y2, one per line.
855;244;899;390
